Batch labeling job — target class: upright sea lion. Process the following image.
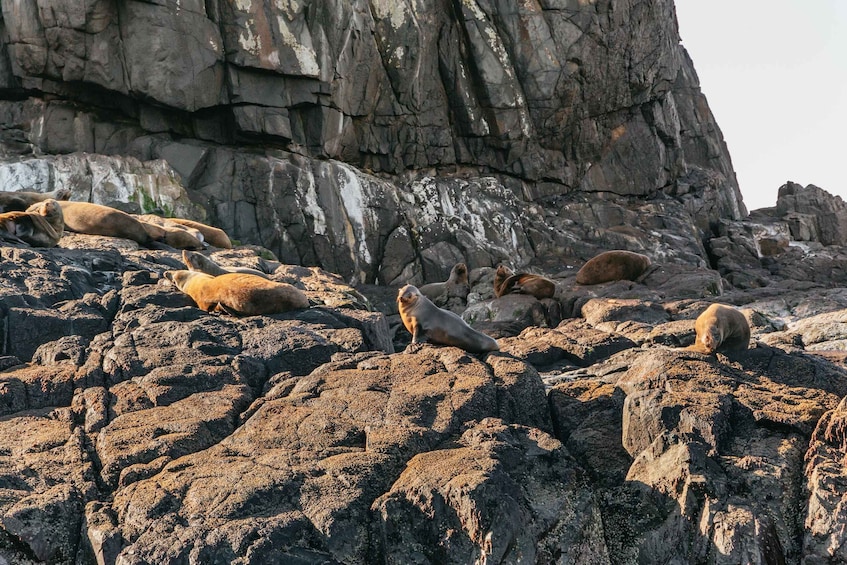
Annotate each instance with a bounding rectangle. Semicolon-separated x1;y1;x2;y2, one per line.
397;284;499;353
166;217;233;249
492;264;555;299
182;250;268;278
575;250;652;285
58;201;155;246
687;303;750;354
0;188;71;212
419;263;470;302
165;270;309;315
0;198;64;247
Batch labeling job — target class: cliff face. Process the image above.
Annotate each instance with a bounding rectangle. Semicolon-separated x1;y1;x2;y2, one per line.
0;0;744;282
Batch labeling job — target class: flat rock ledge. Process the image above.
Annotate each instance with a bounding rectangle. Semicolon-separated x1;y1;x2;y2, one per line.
2;239;847;564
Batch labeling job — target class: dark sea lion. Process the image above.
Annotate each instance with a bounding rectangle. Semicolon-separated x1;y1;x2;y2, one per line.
687;303;750;354
397;284;499;353
575;250;652;285
492;264;555;299
181;250;268;278
165;270;309;315
0;198;64;247
0;188;71;212
419;262;470;302
58;201;155;246
166;217;233;249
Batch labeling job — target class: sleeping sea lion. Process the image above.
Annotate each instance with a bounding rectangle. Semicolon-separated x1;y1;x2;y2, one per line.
0;188;71;212
575;250;652;285
165;270;308;316
182;250;268;278
166;217;232;249
135;214;206;244
687;303;750;354
419;262;470;302
58;201;155;246
0;198;64;247
397;284;499;354
492;264;555;299
136;218;204;250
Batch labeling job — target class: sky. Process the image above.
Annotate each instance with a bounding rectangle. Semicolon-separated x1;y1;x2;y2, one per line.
674;1;847;212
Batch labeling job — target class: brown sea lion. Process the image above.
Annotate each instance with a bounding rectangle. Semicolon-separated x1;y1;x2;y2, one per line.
182;250;268;278
575;250;652;285
165;270;309;315
0;188;71;212
135;214;206;243
397;284;499;353
687;303;750;354
166;217;233;249
0;198;64;247
136;218;204;250
419;263;470;302
492;265;513;297
58;201;155;246
492;264;555;299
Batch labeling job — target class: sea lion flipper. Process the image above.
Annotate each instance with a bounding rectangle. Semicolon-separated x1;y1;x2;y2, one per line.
148;240;176;251
212;303;239;316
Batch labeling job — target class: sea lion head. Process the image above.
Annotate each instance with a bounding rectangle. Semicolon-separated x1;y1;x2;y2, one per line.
700;325;721;352
451;263;468;283
164;269;197;290
182;249;199;269
27;198;63;221
397;284;422;307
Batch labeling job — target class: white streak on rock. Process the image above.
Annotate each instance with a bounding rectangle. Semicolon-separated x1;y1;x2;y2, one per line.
302;170;327;236
337;164;372;264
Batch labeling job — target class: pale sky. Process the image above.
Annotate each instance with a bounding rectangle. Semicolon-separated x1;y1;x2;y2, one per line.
674;1;847;212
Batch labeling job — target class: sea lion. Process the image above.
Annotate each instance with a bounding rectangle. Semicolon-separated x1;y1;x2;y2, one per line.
0;188;71;212
166;217;233;249
687;303;750;354
492;264;555;299
136;218;204;250
135;214;206;244
165;270;309;315
419;263;470;302
58;201;155;246
397;284;499;353
182;250;268;278
0;198;64;247
575;250;652;285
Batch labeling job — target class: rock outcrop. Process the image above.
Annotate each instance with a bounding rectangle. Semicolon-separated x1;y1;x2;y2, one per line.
0;221;847;563
0;0;744;283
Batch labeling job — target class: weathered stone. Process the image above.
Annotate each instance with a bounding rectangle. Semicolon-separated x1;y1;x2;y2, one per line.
804;396;847;562
373;418;608;564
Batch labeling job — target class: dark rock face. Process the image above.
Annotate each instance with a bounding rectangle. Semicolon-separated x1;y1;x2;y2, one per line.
0;0;744;283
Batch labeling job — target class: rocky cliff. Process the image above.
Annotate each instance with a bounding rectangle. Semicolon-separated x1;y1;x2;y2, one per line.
0;0;744;283
4;1;847;564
